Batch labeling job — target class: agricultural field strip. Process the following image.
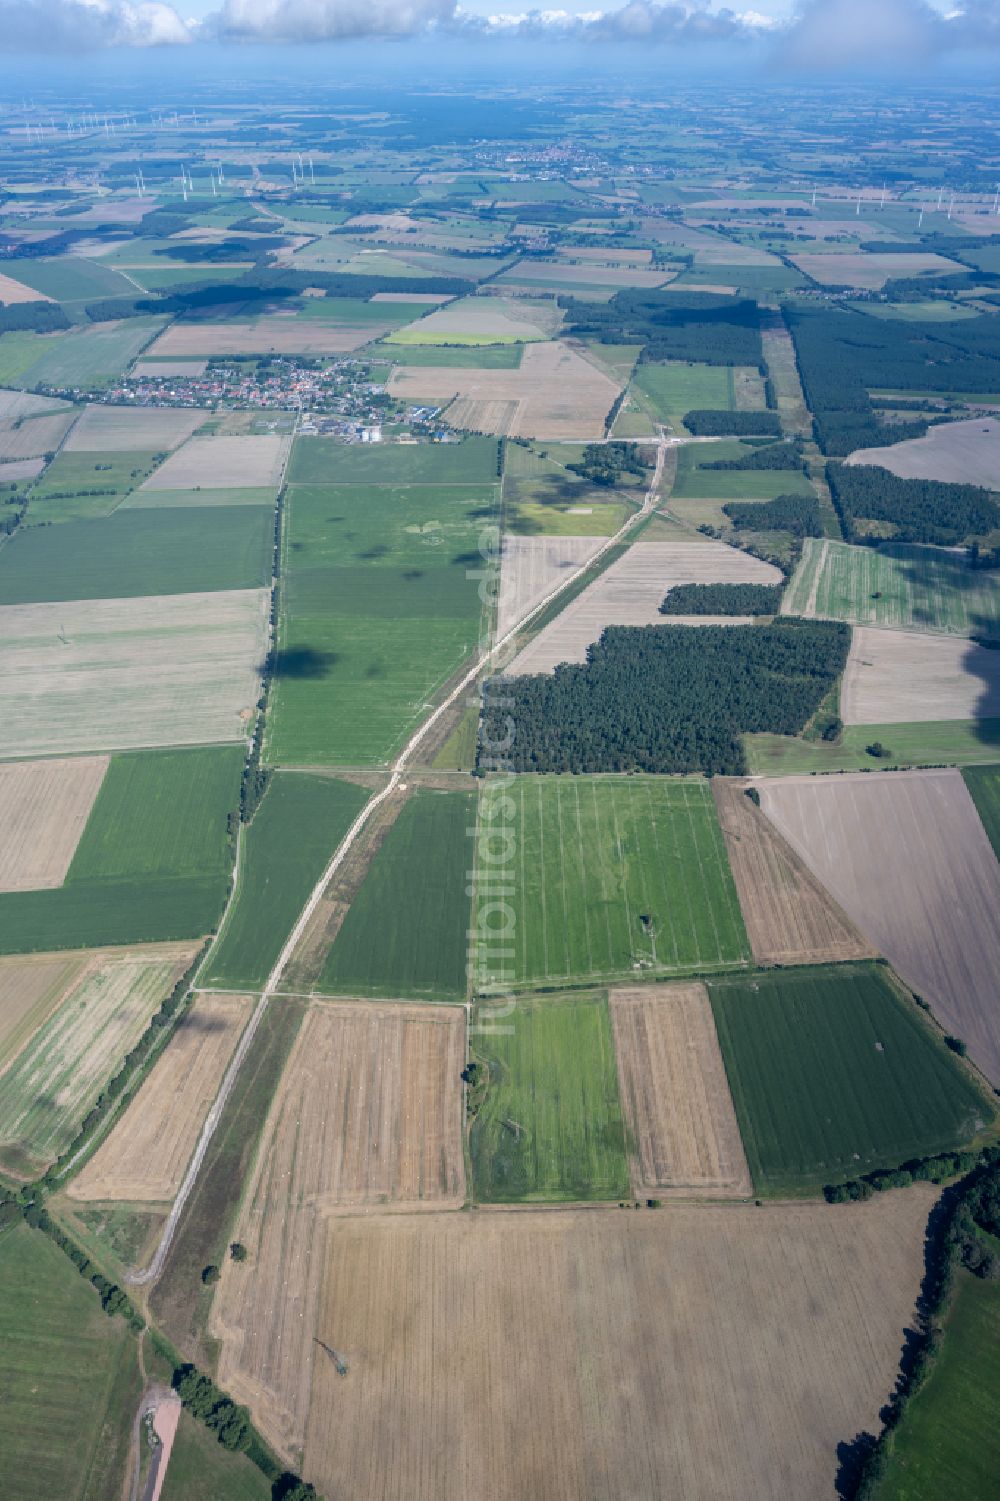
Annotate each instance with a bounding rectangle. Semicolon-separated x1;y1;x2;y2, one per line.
844;415;1000;487
496;535;605;640
302;1192;936;1501
0;756;108;892
130;438;666;1285
841;627;1000;724
507;539;782;673
139;434;290;491
610;983;752;1196
60;405;204;454
759;770;1000;1087
210;1000;466;1456
0;951;87;1073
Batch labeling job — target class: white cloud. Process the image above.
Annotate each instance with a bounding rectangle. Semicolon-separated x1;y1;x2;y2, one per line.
777;0;945;67
1;0;190;48
210;0;456;37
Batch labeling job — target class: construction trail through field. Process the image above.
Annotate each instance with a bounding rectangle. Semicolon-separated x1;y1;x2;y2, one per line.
129;433;669;1285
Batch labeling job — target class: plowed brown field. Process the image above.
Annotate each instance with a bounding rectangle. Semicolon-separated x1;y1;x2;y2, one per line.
211;1000;466;1459
67;991;253;1204
713;778;875;966
301;1188;936;1501
610;983;751;1197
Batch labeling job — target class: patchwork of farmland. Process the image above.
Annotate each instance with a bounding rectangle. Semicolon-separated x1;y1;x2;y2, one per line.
758;771;1000;1086
0;589;268;760
709;964;991;1196
302;1190;935;1501
782;538;1000;635
472;776;749;989
211;998;466;1455
319;787;475;1001
470;992;630;1202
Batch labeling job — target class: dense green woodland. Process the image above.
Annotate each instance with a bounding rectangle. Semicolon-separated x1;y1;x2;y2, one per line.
479;619;849;775
660;582;785;615
701;440;806;472
828;463;1000;545
723;493;823;537
684;409;782;436
562;290;764;367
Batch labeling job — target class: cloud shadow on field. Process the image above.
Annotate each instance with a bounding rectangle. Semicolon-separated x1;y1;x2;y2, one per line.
270;645;340;679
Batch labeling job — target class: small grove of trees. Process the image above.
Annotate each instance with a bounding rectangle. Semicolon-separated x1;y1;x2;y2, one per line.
684;409;782;437
659;582;784;616
173;1365;252;1452
700;439;806;473
827;461;1000;547
722;493;823;538
566;441;649;487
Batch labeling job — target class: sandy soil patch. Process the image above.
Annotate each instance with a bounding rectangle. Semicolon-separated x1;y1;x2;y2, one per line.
791;252;964;289
507;540;781;673
132;359;209;378
0;756;108;892
139;434;288;490
0;458;45;484
391;296;552;342
0;410;76;461
146;320;381;357
842;627;1000;724
845;416;1000;488
713;778;875;966
759;769;1000;1085
62;405;203;454
0;951;87;1070
0;588;269;759
68;991;252;1204
211;999;466;1456
300;1188;934;1500
610;983;751;1197
0;271;51;304
496;535;605;638
390;340;621;440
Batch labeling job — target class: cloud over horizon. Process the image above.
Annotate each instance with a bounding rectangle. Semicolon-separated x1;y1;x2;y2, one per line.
3;0;998;60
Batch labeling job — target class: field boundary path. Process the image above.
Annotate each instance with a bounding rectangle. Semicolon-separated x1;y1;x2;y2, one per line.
128;434;668;1285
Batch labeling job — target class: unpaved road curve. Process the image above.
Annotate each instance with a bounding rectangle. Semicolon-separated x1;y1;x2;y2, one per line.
129;437;667;1286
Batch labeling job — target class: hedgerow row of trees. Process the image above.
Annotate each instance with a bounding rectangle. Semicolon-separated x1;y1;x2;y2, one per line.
659;582;785;615
723;493;823;537
828;462;1000;546
478;618;849;776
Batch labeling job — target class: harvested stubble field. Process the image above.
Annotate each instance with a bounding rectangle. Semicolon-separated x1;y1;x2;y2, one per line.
140;433;289;490
0;950;87;1071
386;295;553;343
0;409;76;461
507;540;781;673
0;457;44;484
790;251;964;289
841;627;1000;724
0;943;195;1174
145;319;383;356
301;1189;936;1501
0;756;108;892
0;589;268;759
67;990;252;1204
609;983;751;1197
60;404;203;454
470;992;630;1203
710;964;992;1195
759;770;1000;1087
211;999;466;1456
389;340;622;439
473;776;749;989
0;269;50;303
782;538;1000;636
713;778;875;966
495;534;604;638
845;415;1000;488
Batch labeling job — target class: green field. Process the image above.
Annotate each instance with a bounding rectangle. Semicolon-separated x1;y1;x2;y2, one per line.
15;318;165;389
708;965;992;1196
503;439;632;535
0;1225;139;1501
0;505;273;603
633;360;734;429
382;342;524;367
850;299;979;322
963;764;1000;859
746;719;1000;774
875;1273;1000;1501
675;264;807;293
473;776;749;991
0;747;241;954
203;772;368;991
286;434;498;486
783;538;1000;636
672;441;814;500
0;330;69;384
386;328;539;347
7;256;141;302
121;486;276;510
469;992;630;1203
26;449;162;525
160;1409;271;1501
318;787;474;1001
267;473;495;765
